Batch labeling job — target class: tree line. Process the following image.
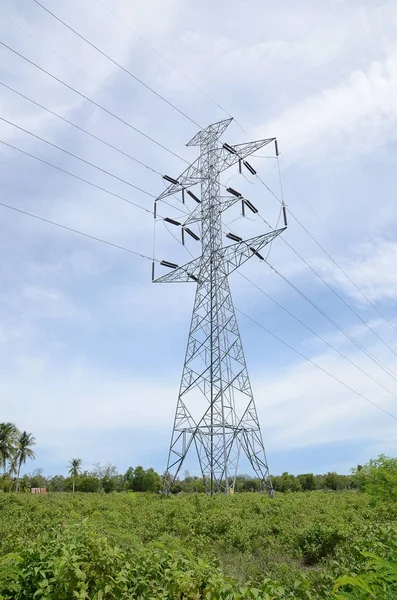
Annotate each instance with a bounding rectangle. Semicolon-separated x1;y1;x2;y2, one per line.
0;463;357;494
1;422;395;496
2;463;163;493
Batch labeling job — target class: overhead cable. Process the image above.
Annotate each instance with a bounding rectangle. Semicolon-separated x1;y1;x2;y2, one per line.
0;138;155;211
94;0;247;133
236;307;397;422
1;12;181;147
0;40;188;164
0;200;155;261
32;0;202;128
0;140;163;215
290;207;397;335
0;139;189;221
265;260;397;384
238;272;397;400
281;235;397;361
256;172;397;337
224;213;397;384
0;81;161;176
1;117;158;198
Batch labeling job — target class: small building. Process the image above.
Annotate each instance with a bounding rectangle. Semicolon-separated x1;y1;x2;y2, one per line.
31;488;47;494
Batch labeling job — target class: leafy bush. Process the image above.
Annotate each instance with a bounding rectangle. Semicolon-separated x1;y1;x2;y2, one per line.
334;552;397;599
296;522;345;565
0;491;396;599
353;455;397;503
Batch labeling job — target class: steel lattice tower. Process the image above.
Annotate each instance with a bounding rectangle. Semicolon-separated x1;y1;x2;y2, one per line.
153;118;286;494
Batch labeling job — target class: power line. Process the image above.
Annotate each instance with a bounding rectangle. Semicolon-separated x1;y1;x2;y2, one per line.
32;0;202;129
0;40;188;164
1;117;159;199
224;207;397;383
236;307;397;422
256;171;397;336
289;206;397;335
237;271;397;400
281;235;397;361
0;81;160;176
0;138;157;213
94;0;247;133
265;259;397;384
1;12;183;149
253;177;397;361
1;116;189;217
0;200;154;260
0;138;191;224
0;81;189;214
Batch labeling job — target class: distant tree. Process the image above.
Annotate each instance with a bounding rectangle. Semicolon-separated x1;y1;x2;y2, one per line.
68;458;82;493
15;431;36;491
324;471;350;491
297;473;316;491
123;466;161;492
90;463;120;493
64;474;98;493
235;475;260;492
182;475;205;493
48;475;66;492
354;455;397;501
101;475;115;493
274;472;301;493
143;468;161;492
315;474;326;489
8;456;18;481
0;422;19;476
123;467;135;491
77;474;99;493
28;468;47;489
132;466;146;492
92;463;118;480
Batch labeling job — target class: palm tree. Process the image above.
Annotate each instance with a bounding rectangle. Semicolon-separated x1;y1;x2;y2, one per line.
9;456;18;490
0;422;19;476
68;458;82;493
15;431;36;492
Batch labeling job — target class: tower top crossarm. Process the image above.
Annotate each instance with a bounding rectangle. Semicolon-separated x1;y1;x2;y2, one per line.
156;119;275;201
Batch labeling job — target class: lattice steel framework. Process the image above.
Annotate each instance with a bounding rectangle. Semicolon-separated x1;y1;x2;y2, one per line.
154;118;286;494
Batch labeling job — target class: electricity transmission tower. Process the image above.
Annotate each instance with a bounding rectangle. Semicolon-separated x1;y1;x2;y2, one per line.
153;118;286;494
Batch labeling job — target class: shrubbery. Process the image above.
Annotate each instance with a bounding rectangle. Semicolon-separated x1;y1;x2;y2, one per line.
0;491;396;599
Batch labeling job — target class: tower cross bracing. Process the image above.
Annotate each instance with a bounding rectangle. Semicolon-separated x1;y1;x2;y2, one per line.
154;118;286;494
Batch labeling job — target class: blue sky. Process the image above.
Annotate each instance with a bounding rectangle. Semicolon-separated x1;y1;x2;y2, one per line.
1;0;397;478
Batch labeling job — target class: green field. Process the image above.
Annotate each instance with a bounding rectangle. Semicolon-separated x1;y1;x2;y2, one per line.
1;490;396;599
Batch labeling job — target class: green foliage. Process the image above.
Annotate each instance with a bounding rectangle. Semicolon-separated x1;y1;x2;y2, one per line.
296;522;345;565
297;473;316;491
334;552;397;599
272;472;302;492
0;491;395;599
353;455;397;502
123;466;161;492
0;423;19;475
324;472;351;491
0;423;35;491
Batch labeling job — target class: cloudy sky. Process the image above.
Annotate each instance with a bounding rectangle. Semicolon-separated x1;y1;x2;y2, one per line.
1;0;397;478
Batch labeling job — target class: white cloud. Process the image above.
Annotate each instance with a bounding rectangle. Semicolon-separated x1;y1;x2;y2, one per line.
255;347;397;452
318;239;397;302
261;46;397;162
